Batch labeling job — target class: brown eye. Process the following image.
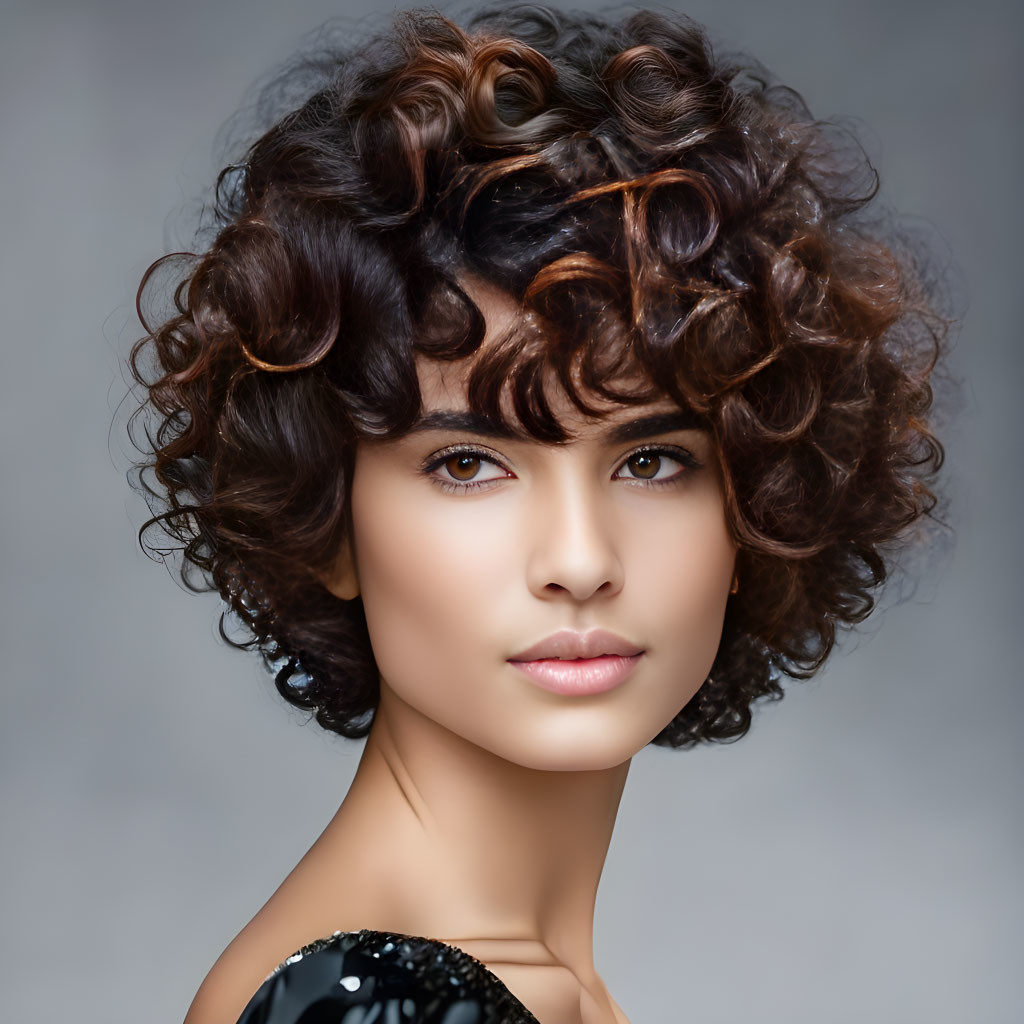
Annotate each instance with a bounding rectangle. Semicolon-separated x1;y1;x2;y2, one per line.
422;446;511;493
626;451;662;479
445;453;483;482
613;446;697;486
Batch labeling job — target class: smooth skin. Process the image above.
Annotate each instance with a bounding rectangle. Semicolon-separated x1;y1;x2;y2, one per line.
184;279;738;1024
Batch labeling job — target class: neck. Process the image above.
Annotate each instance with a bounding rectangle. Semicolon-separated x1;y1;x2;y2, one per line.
319;684;631;977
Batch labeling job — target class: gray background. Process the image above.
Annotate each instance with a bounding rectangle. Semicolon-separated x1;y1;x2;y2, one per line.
1;0;1020;1021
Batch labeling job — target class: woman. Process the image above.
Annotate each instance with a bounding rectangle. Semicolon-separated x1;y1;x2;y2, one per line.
128;5;948;1022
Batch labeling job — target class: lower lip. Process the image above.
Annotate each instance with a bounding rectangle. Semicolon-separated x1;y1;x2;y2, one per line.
508;654;643;696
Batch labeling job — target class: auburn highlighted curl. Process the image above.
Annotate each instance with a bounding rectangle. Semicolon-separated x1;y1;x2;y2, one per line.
128;4;949;746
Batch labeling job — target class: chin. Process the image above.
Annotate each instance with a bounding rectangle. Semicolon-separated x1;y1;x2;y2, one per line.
483;716;655;773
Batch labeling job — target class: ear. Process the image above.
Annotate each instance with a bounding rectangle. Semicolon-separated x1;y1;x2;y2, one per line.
320;535;360;601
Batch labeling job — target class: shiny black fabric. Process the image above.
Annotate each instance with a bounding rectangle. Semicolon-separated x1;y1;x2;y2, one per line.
237;928;540;1024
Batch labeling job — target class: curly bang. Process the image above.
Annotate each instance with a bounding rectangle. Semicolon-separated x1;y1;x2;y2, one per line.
128;4;948;746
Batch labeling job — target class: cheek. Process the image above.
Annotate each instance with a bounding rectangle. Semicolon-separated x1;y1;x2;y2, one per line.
629;498;735;676
349;472;510;694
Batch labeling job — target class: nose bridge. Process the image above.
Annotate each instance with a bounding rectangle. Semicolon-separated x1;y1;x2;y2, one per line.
524;455;623;600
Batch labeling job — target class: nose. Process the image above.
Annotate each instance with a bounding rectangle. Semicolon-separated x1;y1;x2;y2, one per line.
524;469;625;603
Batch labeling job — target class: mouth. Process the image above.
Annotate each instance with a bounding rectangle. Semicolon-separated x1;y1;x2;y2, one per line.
508;653;643;696
508;627;644;662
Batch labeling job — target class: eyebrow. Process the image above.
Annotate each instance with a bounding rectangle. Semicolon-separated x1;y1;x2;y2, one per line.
406;408;707;443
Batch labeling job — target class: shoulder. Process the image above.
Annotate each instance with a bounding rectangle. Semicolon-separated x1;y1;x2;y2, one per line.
183;840;368;1023
182;827;399;1023
183;870;350;1024
182;912;309;1024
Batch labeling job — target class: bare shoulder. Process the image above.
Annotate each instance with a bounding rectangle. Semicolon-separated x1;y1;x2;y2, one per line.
182;882;346;1024
182;927;276;1024
181;815;393;1023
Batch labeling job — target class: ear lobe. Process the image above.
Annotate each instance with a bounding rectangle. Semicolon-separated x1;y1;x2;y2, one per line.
321;539;360;601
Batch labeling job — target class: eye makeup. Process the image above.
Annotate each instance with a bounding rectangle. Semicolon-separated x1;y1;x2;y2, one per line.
418;442;704;495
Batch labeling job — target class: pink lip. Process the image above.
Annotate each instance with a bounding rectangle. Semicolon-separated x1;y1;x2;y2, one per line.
509;653;643;696
508;628;644;662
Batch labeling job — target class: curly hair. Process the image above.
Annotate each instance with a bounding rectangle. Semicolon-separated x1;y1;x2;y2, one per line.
128;4;948;747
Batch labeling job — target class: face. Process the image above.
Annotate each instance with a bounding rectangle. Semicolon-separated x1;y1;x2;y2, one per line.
328;282;738;772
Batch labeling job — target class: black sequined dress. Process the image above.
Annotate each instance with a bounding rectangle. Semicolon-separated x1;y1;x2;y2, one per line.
236;928;540;1023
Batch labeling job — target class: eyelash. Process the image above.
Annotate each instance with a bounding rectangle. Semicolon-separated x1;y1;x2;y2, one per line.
420;444;702;495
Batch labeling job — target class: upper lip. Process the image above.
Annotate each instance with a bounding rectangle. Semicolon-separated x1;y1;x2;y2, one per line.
508;629;644;661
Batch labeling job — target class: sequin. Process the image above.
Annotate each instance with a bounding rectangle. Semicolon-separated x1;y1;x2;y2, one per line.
237;928;539;1024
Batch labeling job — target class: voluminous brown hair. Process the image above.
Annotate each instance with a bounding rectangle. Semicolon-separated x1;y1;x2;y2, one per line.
129;4;949;746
